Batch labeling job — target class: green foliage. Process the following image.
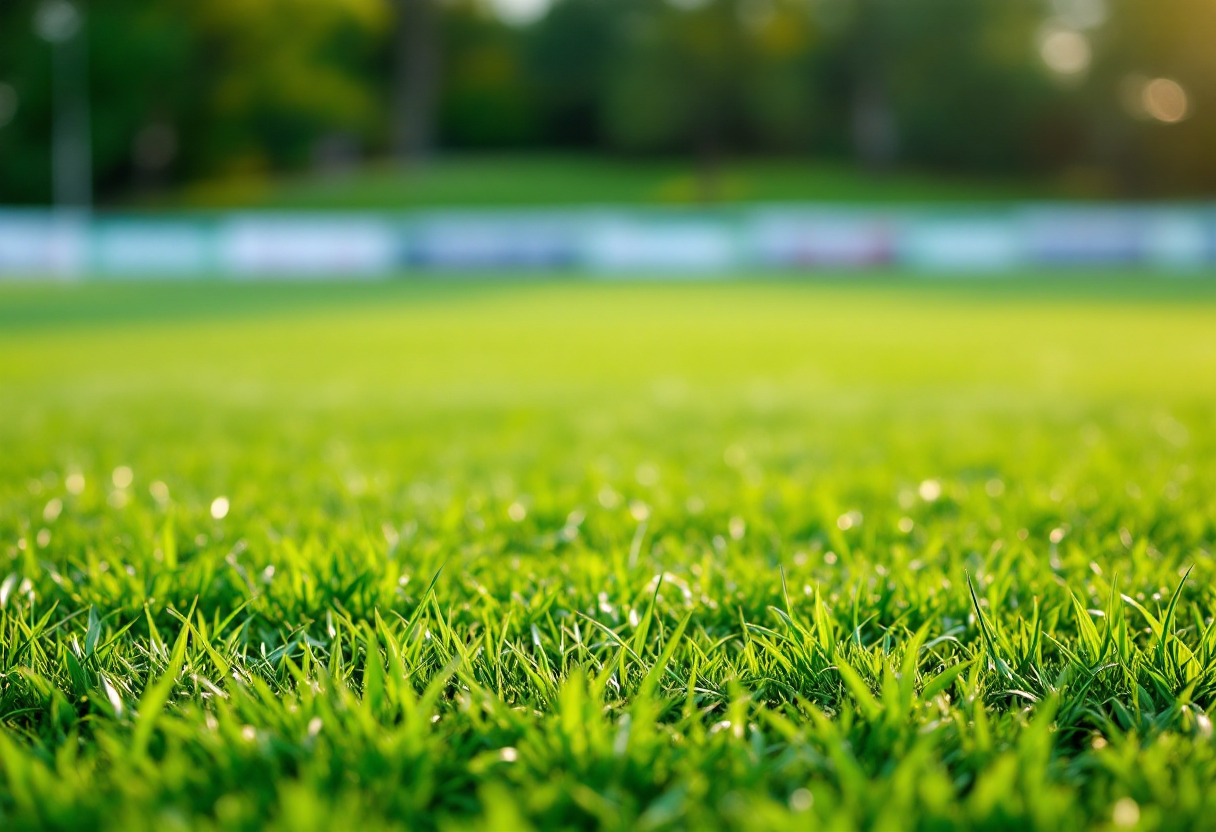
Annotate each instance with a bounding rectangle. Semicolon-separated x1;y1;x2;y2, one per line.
3;0;1216;202
217;155;1052;210
1;276;1216;829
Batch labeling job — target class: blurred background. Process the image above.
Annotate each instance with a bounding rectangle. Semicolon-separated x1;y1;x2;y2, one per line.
0;0;1214;275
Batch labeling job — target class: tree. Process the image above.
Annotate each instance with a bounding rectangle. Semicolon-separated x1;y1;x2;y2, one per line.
601;0;758;201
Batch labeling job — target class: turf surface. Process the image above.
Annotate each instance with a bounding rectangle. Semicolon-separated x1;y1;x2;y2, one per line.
2;275;1216;831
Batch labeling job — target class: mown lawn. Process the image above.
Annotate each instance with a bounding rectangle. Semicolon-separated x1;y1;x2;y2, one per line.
1;275;1215;831
169;155;1058;210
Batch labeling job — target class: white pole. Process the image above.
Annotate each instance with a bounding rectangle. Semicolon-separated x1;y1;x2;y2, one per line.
35;0;91;211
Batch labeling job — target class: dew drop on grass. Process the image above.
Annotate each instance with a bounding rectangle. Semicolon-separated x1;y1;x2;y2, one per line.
65;472;85;495
507;502;526;522
729;516;746;540
43;498;62;522
1197;714;1213;739
790;789;813;812
112;466;133;489
150;481;170;504
211;497;230;519
837;511;861;531
919;480;942;502
1112;798;1139;828
101;676;124;717
0;575;17;607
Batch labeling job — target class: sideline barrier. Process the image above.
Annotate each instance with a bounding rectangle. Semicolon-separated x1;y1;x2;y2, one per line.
1;205;1214;278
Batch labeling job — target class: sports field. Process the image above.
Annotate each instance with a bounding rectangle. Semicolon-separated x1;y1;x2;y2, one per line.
2;275;1216;831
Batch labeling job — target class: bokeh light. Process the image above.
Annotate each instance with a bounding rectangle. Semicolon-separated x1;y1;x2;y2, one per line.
1142;78;1190;124
1050;0;1108;31
1039;27;1091;76
491;0;550;26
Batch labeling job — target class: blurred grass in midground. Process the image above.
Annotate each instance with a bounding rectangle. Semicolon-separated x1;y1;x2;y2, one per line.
4;276;1216;397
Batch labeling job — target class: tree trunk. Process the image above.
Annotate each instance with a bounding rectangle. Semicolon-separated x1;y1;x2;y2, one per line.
695;122;722;204
392;0;439;164
850;0;897;173
851;81;897;173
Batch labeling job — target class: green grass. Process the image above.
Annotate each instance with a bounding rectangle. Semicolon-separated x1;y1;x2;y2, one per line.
170;155;1058;210
2;275;1216;831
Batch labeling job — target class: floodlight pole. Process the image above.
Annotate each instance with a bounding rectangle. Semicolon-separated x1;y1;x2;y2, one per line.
37;0;92;211
393;0;438;164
